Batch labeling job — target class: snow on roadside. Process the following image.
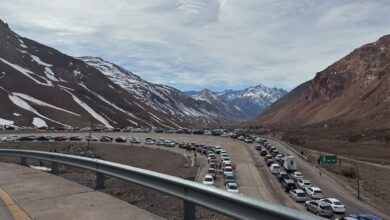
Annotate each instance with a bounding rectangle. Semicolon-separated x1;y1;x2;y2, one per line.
12;92;80;116
0;118;14;126
13;113;21;116
18;39;27;48
64;90;112;128
32;117;47;128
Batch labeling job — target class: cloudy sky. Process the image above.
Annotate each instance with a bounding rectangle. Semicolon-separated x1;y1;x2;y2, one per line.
1;0;390;91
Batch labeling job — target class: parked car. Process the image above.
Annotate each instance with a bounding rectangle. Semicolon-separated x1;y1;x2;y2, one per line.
37;136;51;141
226;182;239;193
244;138;252;143
266;159;274;167
19;136;35;141
281;179;297;192
54;136;68;141
224;173;236;185
305;200;333;218
255;144;262;151
320;198;346;213
130;137;141;144
290;189;307;202
100;136;113;142
1;136;17;142
305;187;324;199
269;164;281;174
260;149;267;156
265;154;273;161
85;135;98;142
69;136;83;141
115;136;127;143
223;166;233;176
207;168;217;179
297;179;312;189
345;213;383;220
202;175;214;186
291;171;304;181
277;171;289;182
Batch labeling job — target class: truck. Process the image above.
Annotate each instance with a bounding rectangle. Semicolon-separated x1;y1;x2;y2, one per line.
283;156;297;173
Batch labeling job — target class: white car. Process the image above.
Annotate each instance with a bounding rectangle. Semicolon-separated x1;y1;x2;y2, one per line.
305;187;324;199
1;136;17;142
223;166;233;176
226;182;239;193
221;154;230;160
297;179;312;189
269;164;281;174
291;171;304;181
289;189;307;202
222;157;231;163
85;135;98;141
202;175;214;186
320;198;346;213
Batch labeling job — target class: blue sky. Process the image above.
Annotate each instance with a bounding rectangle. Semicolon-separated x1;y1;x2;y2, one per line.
1;0;390;92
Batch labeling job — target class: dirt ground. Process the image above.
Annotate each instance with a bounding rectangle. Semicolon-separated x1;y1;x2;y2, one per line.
290;145;390;208
0;142;228;220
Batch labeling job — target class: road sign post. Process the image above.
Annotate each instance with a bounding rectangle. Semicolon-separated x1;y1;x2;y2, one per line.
320;155;337;166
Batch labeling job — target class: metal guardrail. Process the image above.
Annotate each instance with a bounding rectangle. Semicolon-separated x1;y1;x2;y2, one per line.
0;149;323;220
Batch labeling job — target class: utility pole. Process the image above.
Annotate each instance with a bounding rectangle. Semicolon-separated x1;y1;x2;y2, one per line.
355;163;360;200
87;118;94;151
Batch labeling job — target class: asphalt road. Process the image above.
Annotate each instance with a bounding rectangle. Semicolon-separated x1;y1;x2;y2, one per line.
1;132;388;219
0;198;13;220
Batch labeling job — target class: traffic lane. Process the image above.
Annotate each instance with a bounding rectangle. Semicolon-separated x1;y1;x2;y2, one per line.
267;139;390;219
0;199;14;220
243;142;304;210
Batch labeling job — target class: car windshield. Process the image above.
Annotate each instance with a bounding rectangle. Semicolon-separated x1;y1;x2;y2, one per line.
297;193;306;197
333;201;343;205
204;177;213;181
229;185;238;190
304;182;311;185
314;190;322;194
320;205;332;210
225;168;232;172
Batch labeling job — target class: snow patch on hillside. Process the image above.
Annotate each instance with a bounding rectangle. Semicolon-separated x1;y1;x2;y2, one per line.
32;117;47;128
0;118;14;126
65;90;112;128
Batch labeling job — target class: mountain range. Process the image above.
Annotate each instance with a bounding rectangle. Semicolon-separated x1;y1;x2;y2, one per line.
0;19;258;128
186;86;287;118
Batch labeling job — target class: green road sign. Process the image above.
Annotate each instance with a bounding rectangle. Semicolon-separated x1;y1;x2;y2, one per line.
320;155;337;165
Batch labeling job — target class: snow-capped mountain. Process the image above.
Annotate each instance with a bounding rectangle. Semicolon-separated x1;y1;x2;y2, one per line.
80;57;247;124
190;89;248;119
0;19;243;128
218;85;288;117
186;85;287;117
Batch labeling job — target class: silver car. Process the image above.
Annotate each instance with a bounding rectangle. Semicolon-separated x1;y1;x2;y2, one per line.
290;189;307;202
305;200;333;218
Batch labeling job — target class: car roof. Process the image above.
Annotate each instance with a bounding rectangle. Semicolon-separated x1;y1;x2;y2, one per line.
302;179;311;183
310;187;321;190
205;175;213;178
326;198;340;202
294;171;302;174
227;182;237;186
294;189;305;193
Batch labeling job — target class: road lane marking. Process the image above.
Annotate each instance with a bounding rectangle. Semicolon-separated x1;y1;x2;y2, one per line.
0;186;30;220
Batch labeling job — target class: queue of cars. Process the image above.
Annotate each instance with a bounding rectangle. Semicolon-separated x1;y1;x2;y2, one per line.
201;145;240;194
253;137;346;219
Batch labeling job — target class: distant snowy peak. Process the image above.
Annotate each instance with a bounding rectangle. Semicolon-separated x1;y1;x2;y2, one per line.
188;84;287;117
192;89;219;104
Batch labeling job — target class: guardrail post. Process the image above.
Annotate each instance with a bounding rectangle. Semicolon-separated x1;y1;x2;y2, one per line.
183;177;196;220
51;162;59;175
20;157;27;166
95;172;105;190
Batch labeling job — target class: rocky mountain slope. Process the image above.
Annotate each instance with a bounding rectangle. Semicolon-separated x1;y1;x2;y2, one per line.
0;19;242;128
250;34;390;132
190;89;248;119
187;85;287;118
217;85;287;117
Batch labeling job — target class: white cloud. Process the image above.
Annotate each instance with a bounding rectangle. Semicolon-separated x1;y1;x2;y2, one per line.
1;0;390;91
